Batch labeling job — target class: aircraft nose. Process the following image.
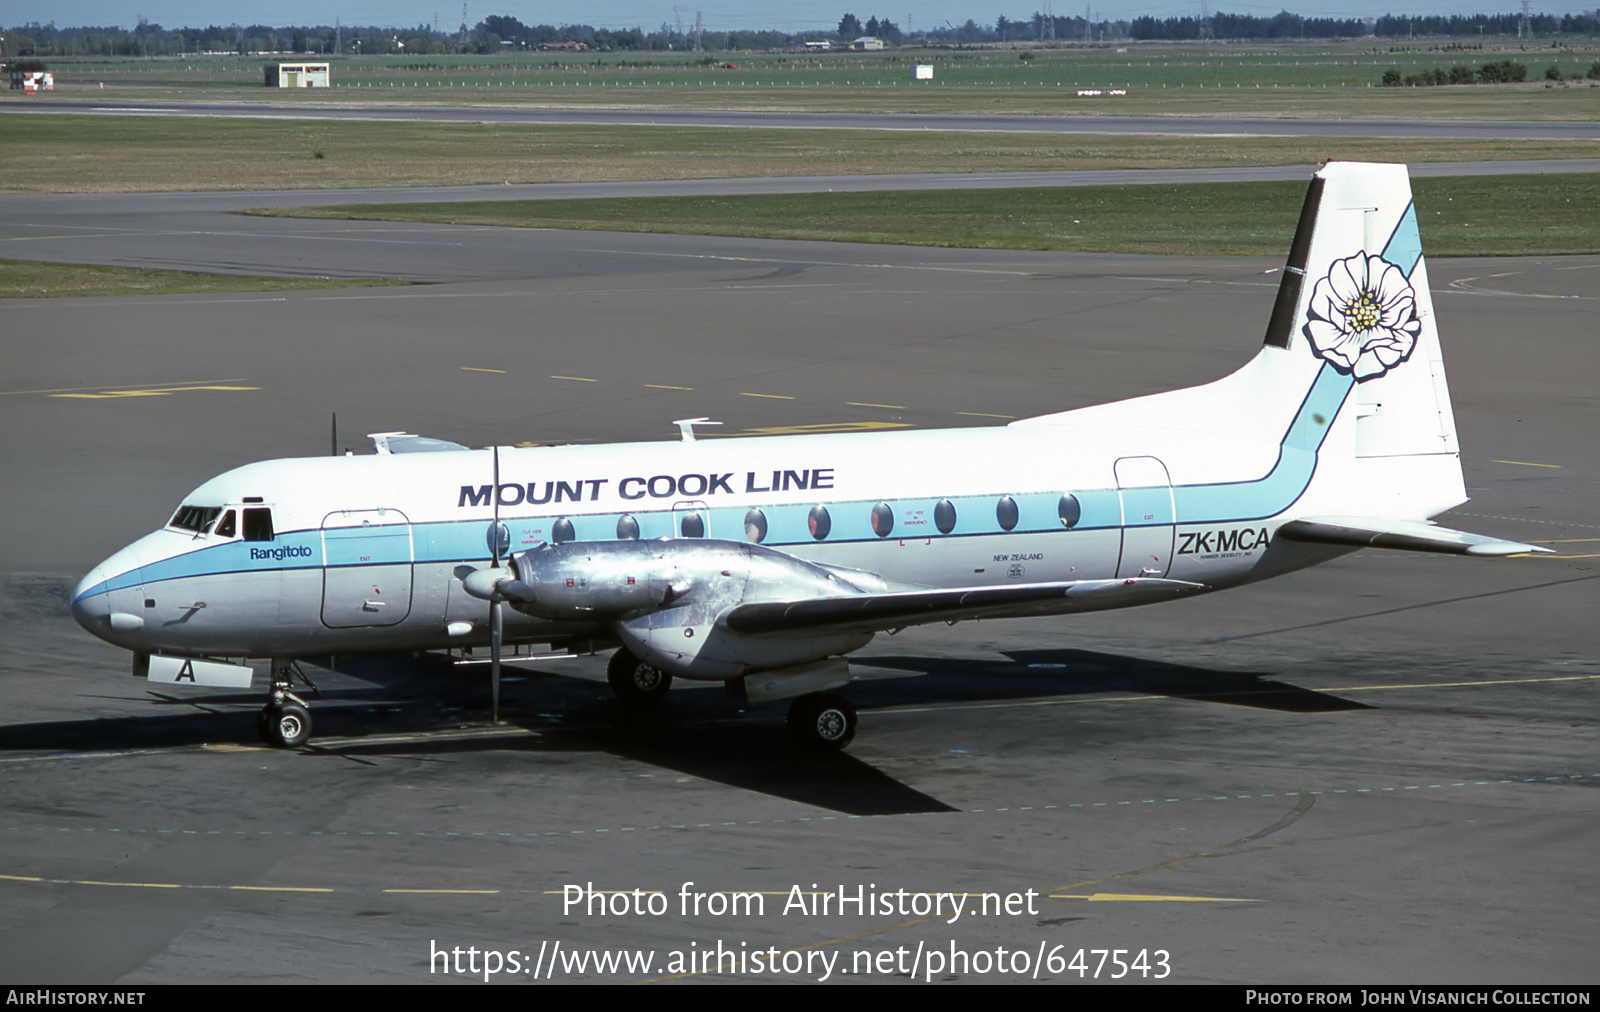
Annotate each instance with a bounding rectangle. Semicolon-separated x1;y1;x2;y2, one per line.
70;565;110;635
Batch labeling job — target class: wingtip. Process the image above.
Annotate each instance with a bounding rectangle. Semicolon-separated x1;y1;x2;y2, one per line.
1466;544;1555;557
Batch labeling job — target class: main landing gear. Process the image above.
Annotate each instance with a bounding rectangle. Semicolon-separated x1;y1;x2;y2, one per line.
258;659;317;748
604;649;858;751
786;693;857;752
607;648;673;706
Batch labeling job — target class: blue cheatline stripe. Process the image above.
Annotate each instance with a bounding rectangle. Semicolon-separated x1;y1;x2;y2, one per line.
79;203;1435;600
1383;202;1423;276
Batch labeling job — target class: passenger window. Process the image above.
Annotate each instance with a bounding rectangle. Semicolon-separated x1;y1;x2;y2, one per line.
680;512;705;539
744;508;767;544
870;502;894;537
1058;493;1082;529
996;496;1019;532
808;505;831;541
616;515;640;540
242;508;275;542
934;498;957;535
215;510;236;538
552;518;575;544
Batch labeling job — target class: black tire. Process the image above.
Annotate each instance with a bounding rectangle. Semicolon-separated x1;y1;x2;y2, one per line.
261;702;312;748
786;693;856;751
607;649;672;704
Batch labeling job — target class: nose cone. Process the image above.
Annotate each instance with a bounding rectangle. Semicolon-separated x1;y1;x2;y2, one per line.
71;564;111;637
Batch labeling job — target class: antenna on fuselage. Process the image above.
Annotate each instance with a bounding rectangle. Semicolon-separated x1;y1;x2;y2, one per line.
331;412;338;457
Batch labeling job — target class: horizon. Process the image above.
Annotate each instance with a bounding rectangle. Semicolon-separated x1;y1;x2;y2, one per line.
6;1;1597;35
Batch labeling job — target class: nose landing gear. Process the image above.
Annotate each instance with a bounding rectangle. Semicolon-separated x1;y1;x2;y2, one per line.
258;659;318;748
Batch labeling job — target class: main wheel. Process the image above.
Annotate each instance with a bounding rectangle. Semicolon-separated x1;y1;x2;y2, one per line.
260;702;312;748
607;649;672;705
786;693;857;751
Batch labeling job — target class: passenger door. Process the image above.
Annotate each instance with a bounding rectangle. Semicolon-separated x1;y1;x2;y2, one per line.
320;509;414;628
1114;456;1175;579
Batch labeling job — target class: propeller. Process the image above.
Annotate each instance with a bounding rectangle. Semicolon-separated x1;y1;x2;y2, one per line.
458;445;511;724
487;445;507;723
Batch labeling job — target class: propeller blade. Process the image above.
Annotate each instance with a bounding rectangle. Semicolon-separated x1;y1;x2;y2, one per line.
489;444;503;724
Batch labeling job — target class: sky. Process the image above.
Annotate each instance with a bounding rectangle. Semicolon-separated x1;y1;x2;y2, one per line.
5;0;1590;34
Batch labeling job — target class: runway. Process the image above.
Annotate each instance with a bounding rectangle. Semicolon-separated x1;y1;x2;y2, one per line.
9;100;1600;141
1;189;1597;983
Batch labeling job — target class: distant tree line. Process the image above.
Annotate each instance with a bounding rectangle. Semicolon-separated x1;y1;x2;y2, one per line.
1130;10;1600;40
1374;11;1600;35
835;14;904;43
5;8;1600;58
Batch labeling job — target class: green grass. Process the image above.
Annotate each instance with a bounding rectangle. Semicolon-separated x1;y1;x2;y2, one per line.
0;259;407;298
5;112;1599;194
257;172;1600;257
17;40;1600;118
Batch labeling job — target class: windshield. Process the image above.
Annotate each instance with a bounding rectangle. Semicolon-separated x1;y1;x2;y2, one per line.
168;504;222;534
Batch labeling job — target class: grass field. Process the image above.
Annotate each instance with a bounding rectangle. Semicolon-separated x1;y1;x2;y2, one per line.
4;113;1599;193
5;39;1597;279
9;39;1600;119
261;173;1600;257
0;259;405;298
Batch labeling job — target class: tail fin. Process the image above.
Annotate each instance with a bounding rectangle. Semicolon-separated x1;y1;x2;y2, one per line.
1262;161;1463;521
1015;162;1544;555
1265;163;1547;554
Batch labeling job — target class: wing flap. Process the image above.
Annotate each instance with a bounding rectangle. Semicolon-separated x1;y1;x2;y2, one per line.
1277;516;1550;557
722;577;1206;636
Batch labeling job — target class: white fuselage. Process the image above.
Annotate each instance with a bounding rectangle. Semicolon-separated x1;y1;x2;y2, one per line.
69;396;1359;672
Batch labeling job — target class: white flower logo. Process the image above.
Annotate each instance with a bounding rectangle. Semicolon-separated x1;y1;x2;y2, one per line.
1303;252;1421;380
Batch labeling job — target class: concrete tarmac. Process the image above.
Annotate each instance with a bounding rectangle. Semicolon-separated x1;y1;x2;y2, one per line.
0;198;1596;984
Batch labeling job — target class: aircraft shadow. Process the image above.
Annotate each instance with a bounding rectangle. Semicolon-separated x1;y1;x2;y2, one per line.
0;647;1361;815
851;647;1372;713
327;707;959;817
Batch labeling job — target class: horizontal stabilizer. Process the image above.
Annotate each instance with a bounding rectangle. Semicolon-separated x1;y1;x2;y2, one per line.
1277;517;1550;557
723;577;1207;636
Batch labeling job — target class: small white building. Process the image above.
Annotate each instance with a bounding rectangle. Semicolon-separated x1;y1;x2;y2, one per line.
910;64;933;80
851;36;884;50
264;63;331;88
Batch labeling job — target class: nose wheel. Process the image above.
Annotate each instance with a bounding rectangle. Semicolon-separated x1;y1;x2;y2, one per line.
259;700;312;748
257;658;317;748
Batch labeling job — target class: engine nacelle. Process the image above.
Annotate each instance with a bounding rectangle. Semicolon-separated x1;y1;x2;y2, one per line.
497;539;877;680
499;540;676;619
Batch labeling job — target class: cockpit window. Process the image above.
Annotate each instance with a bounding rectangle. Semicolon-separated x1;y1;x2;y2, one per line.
214;510;237;538
169;505;222;533
242;508;275;542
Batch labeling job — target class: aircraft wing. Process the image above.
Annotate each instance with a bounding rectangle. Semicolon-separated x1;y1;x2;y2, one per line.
1277;516;1551;557
722;577;1207;636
